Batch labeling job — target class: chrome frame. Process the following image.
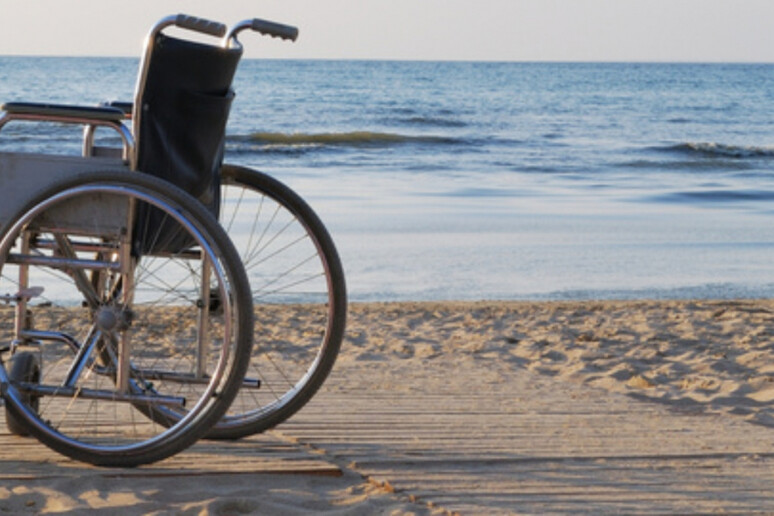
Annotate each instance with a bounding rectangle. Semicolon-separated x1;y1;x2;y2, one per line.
0;110;134;166
131;15;180;171
14;381;186;407
224;20;254;50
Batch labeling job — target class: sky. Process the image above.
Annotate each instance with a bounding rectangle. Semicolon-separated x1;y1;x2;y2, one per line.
1;0;774;62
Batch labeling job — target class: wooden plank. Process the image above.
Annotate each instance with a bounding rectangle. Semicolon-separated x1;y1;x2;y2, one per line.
273;357;774;515
0;429;341;479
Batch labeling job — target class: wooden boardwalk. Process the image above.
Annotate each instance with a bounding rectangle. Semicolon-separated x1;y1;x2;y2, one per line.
279;357;774;515
0;428;340;481
3;356;774;514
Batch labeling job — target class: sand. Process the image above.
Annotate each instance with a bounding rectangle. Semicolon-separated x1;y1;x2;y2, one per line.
343;299;774;426
3;299;774;514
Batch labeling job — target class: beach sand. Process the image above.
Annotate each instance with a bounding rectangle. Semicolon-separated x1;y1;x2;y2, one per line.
342;299;774;426
3;299;774;514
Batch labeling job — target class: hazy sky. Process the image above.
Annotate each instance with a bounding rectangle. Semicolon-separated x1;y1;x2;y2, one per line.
1;0;774;62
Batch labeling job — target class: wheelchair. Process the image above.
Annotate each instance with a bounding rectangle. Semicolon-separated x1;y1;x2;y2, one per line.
0;14;346;466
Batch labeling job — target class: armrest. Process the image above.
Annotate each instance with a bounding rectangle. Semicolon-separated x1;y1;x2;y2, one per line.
0;101;135;166
2;102;126;123
101;101;134;116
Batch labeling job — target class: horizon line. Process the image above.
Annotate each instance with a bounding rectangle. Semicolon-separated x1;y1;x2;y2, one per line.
1;55;773;66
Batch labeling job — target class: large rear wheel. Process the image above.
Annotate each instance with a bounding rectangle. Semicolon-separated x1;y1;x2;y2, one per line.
0;171;252;466
206;164;346;438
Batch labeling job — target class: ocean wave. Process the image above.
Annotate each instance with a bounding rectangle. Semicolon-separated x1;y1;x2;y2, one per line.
397;116;468;128
619;159;752;171
648;189;774;204
231;131;463;147
657;142;774;159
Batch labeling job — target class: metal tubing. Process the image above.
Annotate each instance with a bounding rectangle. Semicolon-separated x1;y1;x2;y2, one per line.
224;20;252;49
13;232;31;348
131;16;177;169
135;368;261;389
32;238;199;261
19;330;81;354
82;125;96;157
0;112;134;166
14;381;186;407
33;238;119;254
116;205;135;394
196;255;211;378
63;327;101;388
7;253;121;272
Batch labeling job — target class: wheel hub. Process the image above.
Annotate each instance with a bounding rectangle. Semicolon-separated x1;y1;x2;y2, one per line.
95;306;133;332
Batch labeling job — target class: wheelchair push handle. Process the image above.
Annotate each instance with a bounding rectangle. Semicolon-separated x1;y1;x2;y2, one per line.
250;19;299;41
174;14;227;38
225;18;299;48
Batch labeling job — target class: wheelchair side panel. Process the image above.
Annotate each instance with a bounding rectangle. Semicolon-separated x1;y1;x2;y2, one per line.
0;152;129;235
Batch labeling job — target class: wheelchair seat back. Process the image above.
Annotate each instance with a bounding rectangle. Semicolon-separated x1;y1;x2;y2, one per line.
132;32;242;253
135;33;242;214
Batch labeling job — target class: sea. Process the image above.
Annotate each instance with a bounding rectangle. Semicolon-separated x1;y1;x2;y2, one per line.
1;58;774;302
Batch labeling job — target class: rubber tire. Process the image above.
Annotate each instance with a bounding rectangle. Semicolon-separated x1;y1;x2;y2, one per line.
4;351;40;437
204;165;347;439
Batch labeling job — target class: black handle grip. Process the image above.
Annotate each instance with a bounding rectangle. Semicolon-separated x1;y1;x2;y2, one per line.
251;18;299;41
175;14;227;37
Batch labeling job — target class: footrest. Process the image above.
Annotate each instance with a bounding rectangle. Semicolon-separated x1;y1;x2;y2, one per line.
0;286;44;304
